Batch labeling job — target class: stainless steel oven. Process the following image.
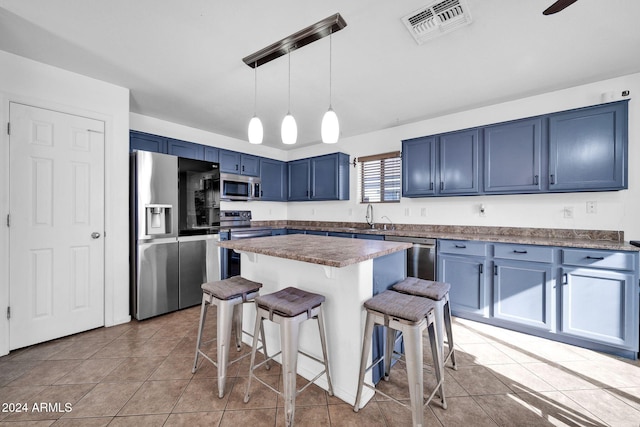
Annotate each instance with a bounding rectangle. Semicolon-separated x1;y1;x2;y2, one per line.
220;210;272;278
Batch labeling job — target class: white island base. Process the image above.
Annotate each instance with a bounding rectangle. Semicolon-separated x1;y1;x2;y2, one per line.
238;251;383;407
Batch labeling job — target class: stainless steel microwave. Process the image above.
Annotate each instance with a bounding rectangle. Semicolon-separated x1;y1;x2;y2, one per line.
220;172;261;201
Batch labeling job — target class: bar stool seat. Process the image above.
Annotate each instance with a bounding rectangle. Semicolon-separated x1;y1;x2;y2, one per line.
354;290;446;427
393;277;457;370
244;287;334;427
192;276;268;398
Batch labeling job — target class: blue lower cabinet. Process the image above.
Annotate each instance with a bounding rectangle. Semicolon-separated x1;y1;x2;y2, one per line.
328;232;355;238
439;254;489;318
493;259;553;331
271;229;287;236
560;267;637;349
287;229;306;235
356;234;384;240
306;230;328;236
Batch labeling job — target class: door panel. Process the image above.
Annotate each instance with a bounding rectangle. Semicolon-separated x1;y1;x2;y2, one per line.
9;102;105;349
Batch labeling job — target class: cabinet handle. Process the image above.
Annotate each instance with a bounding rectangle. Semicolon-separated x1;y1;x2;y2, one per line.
242;165;245;172
494;265;498;276
513;250;528;254
479;264;483;274
430;182;434;190
235;164;239;171
454;244;467;249
562;273;568;285
585;256;605;260
260;190;263;197
534;175;539;185
440;182;444;191
550;174;555;184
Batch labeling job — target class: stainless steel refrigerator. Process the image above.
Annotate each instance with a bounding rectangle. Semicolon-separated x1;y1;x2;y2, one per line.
130;151;221;320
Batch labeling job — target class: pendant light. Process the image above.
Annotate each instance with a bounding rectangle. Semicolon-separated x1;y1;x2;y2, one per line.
247;61;263;144
281;50;297;145
321;31;340;144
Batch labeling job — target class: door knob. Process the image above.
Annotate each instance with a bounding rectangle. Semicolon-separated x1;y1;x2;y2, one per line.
91;232;101;239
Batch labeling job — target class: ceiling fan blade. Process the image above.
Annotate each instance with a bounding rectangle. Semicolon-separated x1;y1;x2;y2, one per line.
543;0;578;15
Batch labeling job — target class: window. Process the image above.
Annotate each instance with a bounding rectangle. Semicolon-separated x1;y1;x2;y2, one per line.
359;151;401;203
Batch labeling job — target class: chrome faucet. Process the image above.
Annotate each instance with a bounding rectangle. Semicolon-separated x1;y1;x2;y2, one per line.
365;203;374;229
380;215;395;231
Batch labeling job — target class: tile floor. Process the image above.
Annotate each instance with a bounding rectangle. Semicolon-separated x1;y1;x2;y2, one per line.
1;305;640;426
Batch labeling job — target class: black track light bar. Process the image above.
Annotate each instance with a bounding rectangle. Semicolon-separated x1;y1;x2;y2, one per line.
242;13;346;68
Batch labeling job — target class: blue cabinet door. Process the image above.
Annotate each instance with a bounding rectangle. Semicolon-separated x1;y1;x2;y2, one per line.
311;154;339;200
260;158;287;201
204;146;219;163
493;259;554;331
288;159;310;200
130;131;167;153
240;154;260;176
167;138;204;160
402;137;436;197
438;129;480;195
549;101;627;191
560;267;636;349
484;118;543;193
438;254;489;317
219;149;241;173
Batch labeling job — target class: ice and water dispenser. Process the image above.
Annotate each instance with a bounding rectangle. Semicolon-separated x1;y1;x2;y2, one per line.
145;204;173;235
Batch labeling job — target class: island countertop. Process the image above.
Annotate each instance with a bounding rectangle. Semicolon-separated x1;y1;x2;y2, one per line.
218;234;412;268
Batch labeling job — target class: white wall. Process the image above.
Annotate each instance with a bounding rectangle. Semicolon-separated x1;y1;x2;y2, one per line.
285;73;640;241
0;50;130;356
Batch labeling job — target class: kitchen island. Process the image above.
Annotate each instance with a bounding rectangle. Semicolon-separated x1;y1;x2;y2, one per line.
218;234;411;406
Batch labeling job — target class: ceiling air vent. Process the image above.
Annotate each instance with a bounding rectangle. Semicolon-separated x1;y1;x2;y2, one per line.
402;0;472;44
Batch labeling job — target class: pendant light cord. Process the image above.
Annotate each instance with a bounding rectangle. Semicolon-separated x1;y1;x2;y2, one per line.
328;31;333;109
287;49;291;114
253;61;258;115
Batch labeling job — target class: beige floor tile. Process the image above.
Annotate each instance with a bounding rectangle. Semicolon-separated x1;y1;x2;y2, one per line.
603;387;640;412
164;411;224;426
219;408;277;427
0;360;43;386
148;356;195;381
327;402;387;426
448;365;513;396
46;341;110;361
431;395;499;427
488;363;556;393
54;358;124;385
376;399;441;427
101;357;165;383
60;381;142;418
173;378;232;412
562;388;640;426
226;375;279;410
523;363;599;391
108;414;169;426
8;360;83;387
276;405;331;427
8;341;73;362
557;358;640;388
473;393;551;426
118;379;189;416
516;391;607;427
50;417;112;426
456;343;517;365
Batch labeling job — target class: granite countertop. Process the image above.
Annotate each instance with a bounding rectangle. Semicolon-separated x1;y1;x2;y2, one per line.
218;234;412;268
248;221;640;252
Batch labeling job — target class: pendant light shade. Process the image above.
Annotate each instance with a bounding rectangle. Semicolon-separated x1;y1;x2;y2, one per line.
281;114;297;145
281;50;297;145
247;62;263;144
321;108;339;144
321;32;340;144
248;115;263;144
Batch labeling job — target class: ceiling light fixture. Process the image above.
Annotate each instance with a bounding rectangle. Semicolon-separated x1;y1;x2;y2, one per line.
242;13;347;145
321;31;339;144
281;50;297;145
247;62;263;144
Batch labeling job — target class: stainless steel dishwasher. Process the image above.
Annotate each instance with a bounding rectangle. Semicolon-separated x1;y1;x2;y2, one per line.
385;236;437;280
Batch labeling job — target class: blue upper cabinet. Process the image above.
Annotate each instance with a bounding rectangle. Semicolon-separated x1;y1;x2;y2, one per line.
311;153;349;200
260;158;287;201
484;118;543;193
204;146;219;163
288;153;349;201
403;100;628;198
402;136;436;197
549;101;628;192
219;149;260;176
130;131;167;153
167;138;204;160
439;129;480;195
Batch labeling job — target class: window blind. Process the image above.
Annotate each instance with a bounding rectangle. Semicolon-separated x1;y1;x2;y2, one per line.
359;151;401;203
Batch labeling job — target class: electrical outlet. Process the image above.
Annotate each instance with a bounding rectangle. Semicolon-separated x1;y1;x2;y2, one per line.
563;206;574;218
586;201;597;214
420;207;427;217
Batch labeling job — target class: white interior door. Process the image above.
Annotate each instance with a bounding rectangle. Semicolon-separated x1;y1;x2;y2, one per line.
9;102;105;350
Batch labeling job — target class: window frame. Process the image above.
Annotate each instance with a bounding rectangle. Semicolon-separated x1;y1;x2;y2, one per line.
358;151;401;203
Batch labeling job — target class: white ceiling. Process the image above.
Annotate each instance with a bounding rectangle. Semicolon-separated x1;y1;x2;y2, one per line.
1;0;639;150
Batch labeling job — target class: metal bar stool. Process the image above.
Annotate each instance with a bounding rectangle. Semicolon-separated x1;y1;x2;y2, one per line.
392;277;457;370
354;290;446;427
192;276;269;398
244;286;334;427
